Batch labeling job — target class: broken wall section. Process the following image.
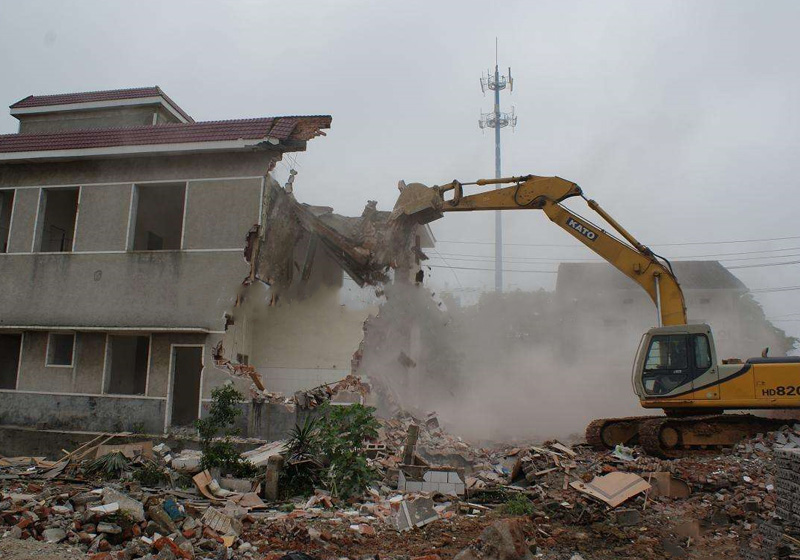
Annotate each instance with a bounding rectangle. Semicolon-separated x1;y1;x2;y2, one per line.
219;177;421;400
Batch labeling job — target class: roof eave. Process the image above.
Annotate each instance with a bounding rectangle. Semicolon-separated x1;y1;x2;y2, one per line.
0;137;283;163
9;96;193;123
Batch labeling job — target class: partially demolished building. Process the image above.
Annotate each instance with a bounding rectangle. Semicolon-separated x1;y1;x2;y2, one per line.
0;87;332;434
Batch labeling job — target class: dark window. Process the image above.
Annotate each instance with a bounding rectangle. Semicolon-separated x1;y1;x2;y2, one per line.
131;183;185;250
0;190;14;253
693;334;712;370
106;336;149;395
38;188;79;252
236;353;249;365
47;333;75;367
644;335;688;371
0;334;22;389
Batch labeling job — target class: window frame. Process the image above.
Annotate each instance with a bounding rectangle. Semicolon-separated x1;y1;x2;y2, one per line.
644;334;689;372
128;182;188;252
35;186;80;254
45;332;76;368
692;334;712;370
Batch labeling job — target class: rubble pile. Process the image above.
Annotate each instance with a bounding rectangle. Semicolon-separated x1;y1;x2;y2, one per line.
0;417;797;559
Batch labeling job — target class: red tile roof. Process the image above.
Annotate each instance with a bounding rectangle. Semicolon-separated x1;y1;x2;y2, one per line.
0;116;332;154
10;86;194;123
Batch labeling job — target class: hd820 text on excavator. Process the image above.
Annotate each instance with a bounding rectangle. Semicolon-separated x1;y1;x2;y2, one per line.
392;174;800;457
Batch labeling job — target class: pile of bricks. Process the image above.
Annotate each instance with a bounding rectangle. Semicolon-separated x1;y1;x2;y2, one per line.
743;448;800;559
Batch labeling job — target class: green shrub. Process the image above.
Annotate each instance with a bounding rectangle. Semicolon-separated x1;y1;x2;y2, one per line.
501;492;535;516
195;383;257;477
282;402;380;499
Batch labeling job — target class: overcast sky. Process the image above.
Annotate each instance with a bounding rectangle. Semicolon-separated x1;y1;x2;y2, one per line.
1;0;798;337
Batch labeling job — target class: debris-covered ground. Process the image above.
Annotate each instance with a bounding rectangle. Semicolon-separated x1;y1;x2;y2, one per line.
1;402;799;560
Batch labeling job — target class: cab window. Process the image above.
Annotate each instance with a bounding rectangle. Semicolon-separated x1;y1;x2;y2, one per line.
644;335;688;371
693;334;712;370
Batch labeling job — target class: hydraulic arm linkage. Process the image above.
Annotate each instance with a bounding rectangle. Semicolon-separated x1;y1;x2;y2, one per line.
394;174;687;327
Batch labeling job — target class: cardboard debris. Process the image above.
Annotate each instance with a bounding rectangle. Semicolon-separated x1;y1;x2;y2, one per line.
570;472;651;507
192;470;223;501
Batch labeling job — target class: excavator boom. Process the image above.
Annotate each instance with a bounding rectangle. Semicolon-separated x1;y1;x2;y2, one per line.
393;174;687;326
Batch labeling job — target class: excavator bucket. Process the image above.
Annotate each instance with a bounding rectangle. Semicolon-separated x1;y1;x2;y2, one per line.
390;181;444;225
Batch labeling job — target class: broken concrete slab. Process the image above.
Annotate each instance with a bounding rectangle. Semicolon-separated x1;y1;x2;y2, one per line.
102;487;144;522
391;496;439;532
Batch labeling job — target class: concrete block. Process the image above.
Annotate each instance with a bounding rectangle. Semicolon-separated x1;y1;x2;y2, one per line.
425;471;448;483
438;483;457;495
421;482;439;493
453;483;465;495
405;481;423;493
448;471;464;484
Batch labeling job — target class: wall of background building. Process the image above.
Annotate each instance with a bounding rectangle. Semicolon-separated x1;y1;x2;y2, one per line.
16;105;174;134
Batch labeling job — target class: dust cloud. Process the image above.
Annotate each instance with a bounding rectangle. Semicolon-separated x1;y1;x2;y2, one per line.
357;272;796;444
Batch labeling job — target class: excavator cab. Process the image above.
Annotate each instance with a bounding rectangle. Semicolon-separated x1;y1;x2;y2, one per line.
632;323;720;405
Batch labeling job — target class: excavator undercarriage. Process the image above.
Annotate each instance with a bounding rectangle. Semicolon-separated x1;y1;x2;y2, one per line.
586;414;790;458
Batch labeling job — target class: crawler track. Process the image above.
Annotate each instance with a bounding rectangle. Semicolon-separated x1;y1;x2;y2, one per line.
587;413;789;458
638;414;788;458
585;416;660;450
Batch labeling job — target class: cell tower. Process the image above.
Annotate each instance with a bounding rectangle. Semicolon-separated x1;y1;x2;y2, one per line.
479;40;516;293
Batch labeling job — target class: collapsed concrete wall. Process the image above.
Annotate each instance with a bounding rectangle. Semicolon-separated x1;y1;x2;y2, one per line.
217;177;423;401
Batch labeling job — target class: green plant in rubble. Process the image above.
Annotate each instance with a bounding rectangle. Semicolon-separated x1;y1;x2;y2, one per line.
195;383;257;477
281;415;323;497
132;459;169;487
501;492;535;516
318;402;380;499
85;451;130;480
281;402;380;500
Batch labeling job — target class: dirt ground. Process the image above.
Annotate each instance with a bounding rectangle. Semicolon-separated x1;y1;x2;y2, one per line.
0;537;85;560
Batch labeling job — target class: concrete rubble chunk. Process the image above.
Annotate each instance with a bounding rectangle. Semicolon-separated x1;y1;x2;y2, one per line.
453;519;534;560
102;487;145;522
147;505;178;535
391;496;439;532
42;527;67;543
97;522;122;535
90;502;120;515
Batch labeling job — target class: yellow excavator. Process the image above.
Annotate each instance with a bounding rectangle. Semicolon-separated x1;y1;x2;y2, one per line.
393;174;800;457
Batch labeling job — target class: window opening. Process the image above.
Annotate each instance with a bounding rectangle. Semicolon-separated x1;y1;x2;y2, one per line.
38;188;79;252
131;183;185;250
106;336;149;395
0;334;22;389
47;333;75;367
0;190;14;253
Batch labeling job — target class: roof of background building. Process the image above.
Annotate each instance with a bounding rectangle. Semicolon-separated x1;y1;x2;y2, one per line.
556;260;748;294
10;86;195;122
0;116;332;154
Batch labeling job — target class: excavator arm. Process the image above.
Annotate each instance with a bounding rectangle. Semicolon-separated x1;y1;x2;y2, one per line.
393;174;687;326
